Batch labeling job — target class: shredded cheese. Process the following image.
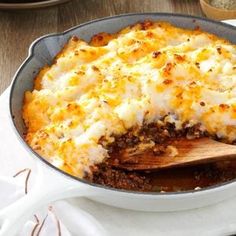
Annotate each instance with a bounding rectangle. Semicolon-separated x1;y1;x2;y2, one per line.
23;21;236;177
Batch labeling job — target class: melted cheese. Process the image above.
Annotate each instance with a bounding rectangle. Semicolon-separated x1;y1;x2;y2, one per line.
23;21;236;177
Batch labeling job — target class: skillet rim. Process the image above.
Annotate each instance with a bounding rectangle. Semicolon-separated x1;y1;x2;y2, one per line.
9;12;236;196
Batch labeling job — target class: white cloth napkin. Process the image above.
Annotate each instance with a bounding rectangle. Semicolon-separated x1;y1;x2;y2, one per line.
1;20;236;236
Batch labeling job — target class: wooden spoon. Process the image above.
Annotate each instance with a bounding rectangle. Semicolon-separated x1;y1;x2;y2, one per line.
109;137;236;171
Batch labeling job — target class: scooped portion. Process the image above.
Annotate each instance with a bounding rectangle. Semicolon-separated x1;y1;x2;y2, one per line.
23;21;236;178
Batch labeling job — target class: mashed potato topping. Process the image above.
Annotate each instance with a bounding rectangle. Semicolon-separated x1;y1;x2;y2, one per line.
23;21;236;177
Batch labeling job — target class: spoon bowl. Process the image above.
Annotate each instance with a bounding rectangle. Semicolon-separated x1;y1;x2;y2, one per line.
111;138;236;171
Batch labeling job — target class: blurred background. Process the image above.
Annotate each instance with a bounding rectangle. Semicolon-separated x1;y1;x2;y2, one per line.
0;0;227;94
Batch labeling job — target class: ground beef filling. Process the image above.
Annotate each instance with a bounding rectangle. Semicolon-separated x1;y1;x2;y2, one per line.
106;121;206;154
87;122;236;192
90;163;152;191
91;161;236;192
88;122;200;191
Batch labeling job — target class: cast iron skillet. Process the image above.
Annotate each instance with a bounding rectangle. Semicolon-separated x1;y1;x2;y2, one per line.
1;13;236;236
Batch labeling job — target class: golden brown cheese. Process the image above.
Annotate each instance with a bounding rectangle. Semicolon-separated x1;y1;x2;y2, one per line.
23;21;236;177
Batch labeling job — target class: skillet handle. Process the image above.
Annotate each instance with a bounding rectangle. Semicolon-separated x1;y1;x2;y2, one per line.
0;162;91;236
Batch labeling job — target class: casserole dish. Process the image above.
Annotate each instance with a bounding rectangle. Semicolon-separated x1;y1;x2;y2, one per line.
1;13;236;236
0;0;70;10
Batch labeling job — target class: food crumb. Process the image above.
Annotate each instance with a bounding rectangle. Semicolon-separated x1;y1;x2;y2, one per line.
166;145;179;157
194;186;201;190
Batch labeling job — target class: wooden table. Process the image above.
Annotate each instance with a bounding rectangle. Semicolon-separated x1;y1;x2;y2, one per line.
0;0;203;94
